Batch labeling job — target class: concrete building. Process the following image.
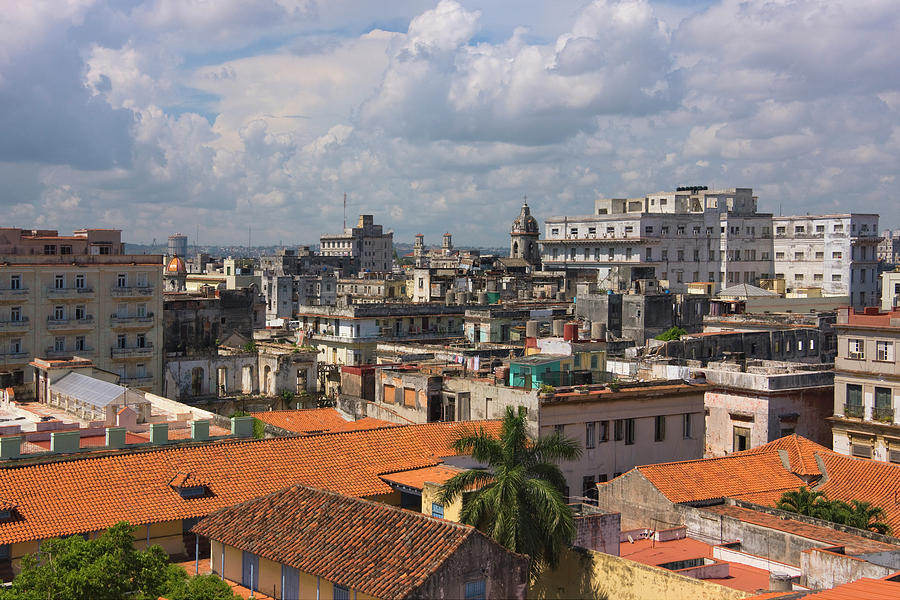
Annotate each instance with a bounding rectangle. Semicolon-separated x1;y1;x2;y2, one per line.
772;214;880;307
319;214;393;274
336;274;407;304
830;306;900;463
878;229;900;265
163;288;257;357
167;234;188;260
510;200;541;268
0;228;163;396
882;269;900;311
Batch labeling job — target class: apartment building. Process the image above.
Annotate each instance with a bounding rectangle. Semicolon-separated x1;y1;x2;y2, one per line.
878;229;900;264
0;228;163;396
772;214;880;307
831;306;900;463
541;187;878;307
319;214;393;274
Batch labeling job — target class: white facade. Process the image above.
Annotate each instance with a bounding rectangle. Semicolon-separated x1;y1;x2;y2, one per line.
319;214;393;274
772;215;880;307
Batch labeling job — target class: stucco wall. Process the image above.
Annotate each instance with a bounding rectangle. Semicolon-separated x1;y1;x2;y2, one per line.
596;471;687;531
802;548;896;590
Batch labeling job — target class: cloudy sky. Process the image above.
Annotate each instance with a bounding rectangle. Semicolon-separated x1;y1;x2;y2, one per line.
2;0;899;247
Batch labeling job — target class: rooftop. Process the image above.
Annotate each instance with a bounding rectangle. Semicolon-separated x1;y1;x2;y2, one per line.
249;408;349;434
836;306;900;329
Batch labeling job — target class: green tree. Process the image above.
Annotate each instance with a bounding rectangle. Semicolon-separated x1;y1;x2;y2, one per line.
438;406;582;578
654;326;687;341
776;489;892;535
776;487;832;520
164;569;239;600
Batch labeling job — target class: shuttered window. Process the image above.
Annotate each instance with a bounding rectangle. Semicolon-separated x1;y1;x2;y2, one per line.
383;384;395;404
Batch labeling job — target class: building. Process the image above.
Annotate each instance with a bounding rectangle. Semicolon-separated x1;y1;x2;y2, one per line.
163;288;257;357
510;200;541;268
830;306;900;463
882;270;900;311
772;214;880;307
192;484;529;600
336;273;407;304
878;229;900;265
0;228;163;395
167;234;188;260
319;214;393;274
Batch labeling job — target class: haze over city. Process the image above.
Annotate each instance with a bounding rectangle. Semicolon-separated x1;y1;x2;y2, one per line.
3;0;899;245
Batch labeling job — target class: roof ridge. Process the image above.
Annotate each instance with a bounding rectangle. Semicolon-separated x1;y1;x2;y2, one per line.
639;449;786;470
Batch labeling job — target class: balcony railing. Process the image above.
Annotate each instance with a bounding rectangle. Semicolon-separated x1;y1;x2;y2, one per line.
0;317;29;331
843;403;865;419
110;286;154;298
44;346;94;358
46;287;94;298
109;313;155;327
46;316;94;330
0;351;29;361
121;374;153;386
873;406;895;424
110;343;154;358
0;288;29;300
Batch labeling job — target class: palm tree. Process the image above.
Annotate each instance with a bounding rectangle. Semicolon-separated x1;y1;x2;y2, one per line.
437;406;582;578
777;487;831;519
844;500;892;535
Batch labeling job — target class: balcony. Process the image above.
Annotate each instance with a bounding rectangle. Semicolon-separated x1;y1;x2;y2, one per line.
0;317;30;332
0;288;29;302
873;406;895;424
44;346;95;359
120;374;153;386
109;313;155;328
0;351;29;362
46;316;94;331
46;287;94;299
843;403;865;419
110;343;154;359
110;286;155;298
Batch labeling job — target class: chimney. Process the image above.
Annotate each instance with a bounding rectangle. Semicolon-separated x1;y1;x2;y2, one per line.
51;431;81;453
231;415;255;438
106;427;126;449
149;422;169;444
191;420;210;441
0;436;22;460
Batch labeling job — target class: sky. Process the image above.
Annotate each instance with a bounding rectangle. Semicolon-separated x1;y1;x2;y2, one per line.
2;0;899;247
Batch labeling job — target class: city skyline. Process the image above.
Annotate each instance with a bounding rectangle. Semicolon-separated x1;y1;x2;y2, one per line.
2;0;899;246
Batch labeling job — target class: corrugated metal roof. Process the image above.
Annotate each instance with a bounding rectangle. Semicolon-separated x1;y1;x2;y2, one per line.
51;372;125;408
717;283;778;298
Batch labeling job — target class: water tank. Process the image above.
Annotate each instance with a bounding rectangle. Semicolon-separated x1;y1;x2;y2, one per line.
168;234;188;258
552;319;565;336
563;322;578;342
477;291;488;304
525;320;539;338
445;291;456;306
769;573;793;592
591;321;606;341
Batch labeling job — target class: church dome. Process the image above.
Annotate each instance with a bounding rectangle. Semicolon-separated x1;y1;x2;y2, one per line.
166;256;186;273
511;202;539;234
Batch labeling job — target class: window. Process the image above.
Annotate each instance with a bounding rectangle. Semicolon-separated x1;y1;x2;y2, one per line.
875;387;892;422
136;304;146;318
75;274;85;289
614;419;624;441
60;245;72;255
693;249;700;261
834;224;843;232
677;226;685;236
776;226;786;234
117;334;126;349
9;275;20;290
136;272;148;287
54;275;64;289
832;274;842;282
431;502;444;519
832;251;842;259
585;422;596;449
554;424;564;435
682;413;693;439
9;306;20;322
54;337;65;353
117;273;128;288
645;226;654;234
624;418;635;445
117;303;128;318
677;249;684;261
794;273;803;281
654;415;666;442
795;226;805;234
43;244;56;255
815;251;824;259
599;420;608;442
54;305;65;320
608;248;614;261
9;339;21;354
847;339;865;360
333;585;351;600
661;226;669;235
661;249;668;261
625;248;632;260
75;336;85;351
733;426;751;452
582;475;598;505
645;248;652;261
464;580;486;600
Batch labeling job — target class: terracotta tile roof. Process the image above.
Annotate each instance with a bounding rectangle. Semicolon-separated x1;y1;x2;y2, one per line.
380;465;462;490
636;451;806;504
249;408;349;434
192;484;504;599
0;420;500;545
814;453;900;534
327;416;398;432
701;505;899;555
735;434;835;477
745;577;900;599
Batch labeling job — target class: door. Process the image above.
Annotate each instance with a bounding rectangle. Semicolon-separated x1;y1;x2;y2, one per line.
241;551;259;591
282;564;300;600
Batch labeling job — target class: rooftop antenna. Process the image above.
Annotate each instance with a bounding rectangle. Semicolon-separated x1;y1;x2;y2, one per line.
343;192;347;231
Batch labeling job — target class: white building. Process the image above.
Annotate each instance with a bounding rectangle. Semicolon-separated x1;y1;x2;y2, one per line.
772;214;880;307
319;214;393;274
541;187;879;307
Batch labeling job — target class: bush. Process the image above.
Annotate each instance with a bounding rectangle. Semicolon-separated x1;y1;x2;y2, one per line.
655;326;687;341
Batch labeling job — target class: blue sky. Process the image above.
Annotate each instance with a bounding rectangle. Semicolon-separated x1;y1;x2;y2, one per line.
1;0;898;246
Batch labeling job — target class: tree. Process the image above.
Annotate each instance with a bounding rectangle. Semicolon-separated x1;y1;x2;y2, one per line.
438;406;582;578
776;487;831;520
164;569;239;600
655;326;687;341
833;500;892;535
776;489;892;535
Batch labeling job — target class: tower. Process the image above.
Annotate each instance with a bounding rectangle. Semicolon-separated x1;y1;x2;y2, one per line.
442;232;453;255
510;199;540;267
414;233;426;268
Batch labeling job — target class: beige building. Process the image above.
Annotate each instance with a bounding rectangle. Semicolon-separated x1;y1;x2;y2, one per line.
831;306;900;463
0;228;163;396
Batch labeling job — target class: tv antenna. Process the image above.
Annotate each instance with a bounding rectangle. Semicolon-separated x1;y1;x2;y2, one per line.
343;192;347;230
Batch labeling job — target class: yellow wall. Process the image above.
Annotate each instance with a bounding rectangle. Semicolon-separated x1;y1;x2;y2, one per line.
364;490;401;507
529;547;750;600
421;481;464;523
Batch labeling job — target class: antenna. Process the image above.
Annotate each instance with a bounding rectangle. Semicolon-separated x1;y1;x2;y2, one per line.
248;226;251;253
343;192;347;231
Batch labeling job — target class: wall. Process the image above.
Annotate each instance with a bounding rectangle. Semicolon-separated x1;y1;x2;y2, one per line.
412;534;530;600
422;481;463;523
529;546;749;600
596;470;686;531
802;547;896;590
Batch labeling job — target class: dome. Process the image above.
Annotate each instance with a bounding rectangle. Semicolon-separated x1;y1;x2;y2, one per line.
166;256;186;273
511;202;539;234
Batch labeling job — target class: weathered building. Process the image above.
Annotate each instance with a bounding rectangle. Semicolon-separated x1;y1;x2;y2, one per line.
163;288;256;357
319;214;393;274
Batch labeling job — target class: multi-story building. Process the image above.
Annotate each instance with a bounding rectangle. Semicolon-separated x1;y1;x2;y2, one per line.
319;214;393;274
541;187;773;293
541;187;879;307
336;273;406;303
772;214;880;307
830;306;900;463
878;229;900;264
882;270;900;311
0;228;163;395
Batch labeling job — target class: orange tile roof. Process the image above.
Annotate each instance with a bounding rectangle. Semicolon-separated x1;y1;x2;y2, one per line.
814;453;900;534
0;420;500;545
380;465;462;490
249;408;349;434
745;577;900;599
327;416;398;433
636;451;806;504
735;434;835;477
192;484;521;599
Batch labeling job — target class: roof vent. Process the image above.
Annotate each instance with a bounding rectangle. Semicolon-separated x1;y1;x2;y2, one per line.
169;472;210;499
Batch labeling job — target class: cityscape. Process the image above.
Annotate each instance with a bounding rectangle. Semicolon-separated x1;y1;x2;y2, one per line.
1;1;900;600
